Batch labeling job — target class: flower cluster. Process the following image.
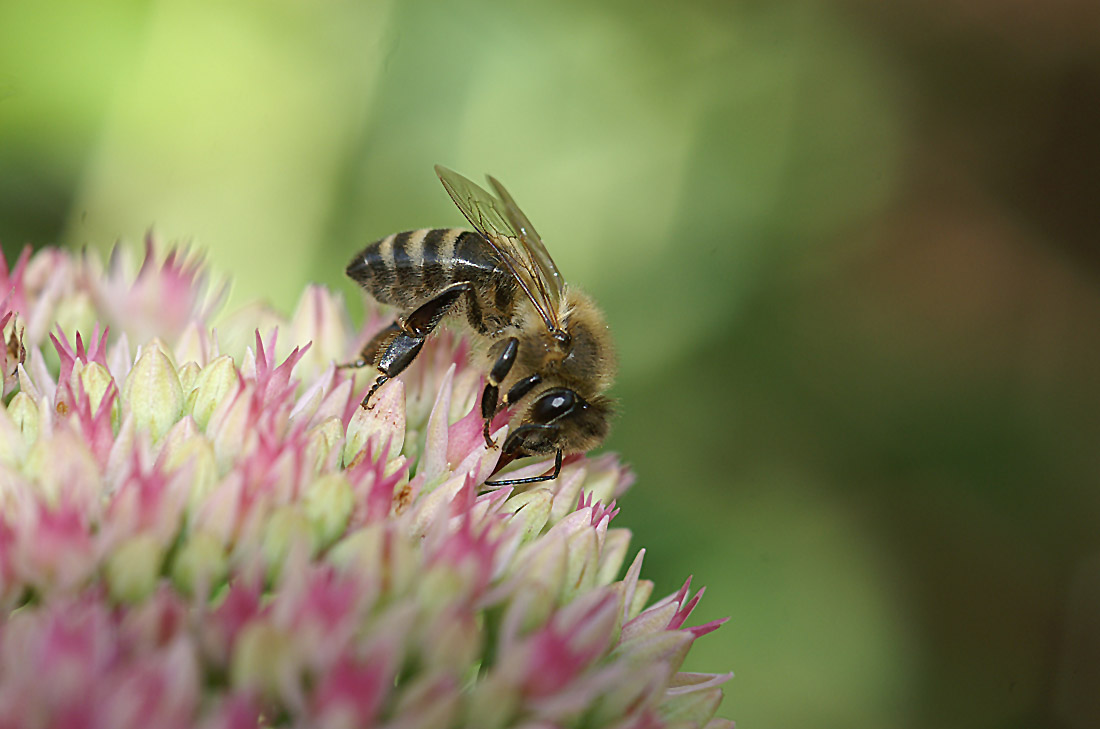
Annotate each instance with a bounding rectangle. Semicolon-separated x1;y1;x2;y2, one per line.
0;239;732;728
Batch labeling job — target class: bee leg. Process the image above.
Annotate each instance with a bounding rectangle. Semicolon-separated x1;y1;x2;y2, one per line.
357;282;472;409
339;357;369;369
340;323;401;370
362;374;389;405
403;281;473;336
481;337;519;447
485;443;563;486
483;373;543;447
484;424;563;486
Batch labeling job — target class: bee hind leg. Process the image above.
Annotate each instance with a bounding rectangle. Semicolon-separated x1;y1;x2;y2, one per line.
340;322;401;370
350;282;472;409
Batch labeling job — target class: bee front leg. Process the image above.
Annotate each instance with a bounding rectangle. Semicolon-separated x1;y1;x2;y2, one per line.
484;450;562;486
485;423;563;486
352;282;472;409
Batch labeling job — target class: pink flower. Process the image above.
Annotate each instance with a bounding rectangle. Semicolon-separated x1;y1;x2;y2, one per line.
0;242;733;728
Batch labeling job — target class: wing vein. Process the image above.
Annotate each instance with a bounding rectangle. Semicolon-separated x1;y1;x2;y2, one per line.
435;165;564;331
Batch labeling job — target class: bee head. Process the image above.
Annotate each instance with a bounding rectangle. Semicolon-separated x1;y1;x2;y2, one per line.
506;388;614;456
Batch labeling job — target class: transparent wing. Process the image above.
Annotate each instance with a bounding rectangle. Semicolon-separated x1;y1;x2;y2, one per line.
487;174;565;308
435;165;562;330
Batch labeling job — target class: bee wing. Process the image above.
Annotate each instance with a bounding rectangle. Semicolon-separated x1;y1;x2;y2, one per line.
435;165;562;330
486;174;565;310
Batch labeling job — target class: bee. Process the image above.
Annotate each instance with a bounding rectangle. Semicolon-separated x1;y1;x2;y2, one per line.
345;165;616;485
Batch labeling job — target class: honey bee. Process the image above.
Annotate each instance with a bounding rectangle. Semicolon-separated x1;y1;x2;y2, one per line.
345;165;616;485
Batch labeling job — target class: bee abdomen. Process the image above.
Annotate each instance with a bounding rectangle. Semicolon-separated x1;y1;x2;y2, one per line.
346;228;454;308
347;228;517;331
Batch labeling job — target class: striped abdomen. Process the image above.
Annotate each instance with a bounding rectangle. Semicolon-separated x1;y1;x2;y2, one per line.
346;228;518;334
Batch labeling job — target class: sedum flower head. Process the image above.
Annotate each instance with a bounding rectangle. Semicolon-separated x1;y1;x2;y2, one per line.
0;241;733;728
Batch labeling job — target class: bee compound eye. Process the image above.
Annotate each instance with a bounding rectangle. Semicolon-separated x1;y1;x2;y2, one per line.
531;388;577;424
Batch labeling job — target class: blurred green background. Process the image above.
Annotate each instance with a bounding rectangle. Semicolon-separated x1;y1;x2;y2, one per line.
4;0;1099;726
